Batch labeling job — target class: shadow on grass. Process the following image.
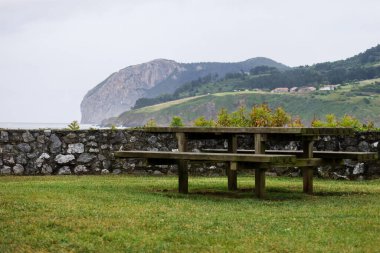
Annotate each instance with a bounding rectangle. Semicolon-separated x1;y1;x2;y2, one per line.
155;187;369;201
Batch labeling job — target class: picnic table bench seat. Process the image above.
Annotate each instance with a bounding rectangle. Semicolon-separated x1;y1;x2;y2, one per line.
115;151;296;164
201;149;379;161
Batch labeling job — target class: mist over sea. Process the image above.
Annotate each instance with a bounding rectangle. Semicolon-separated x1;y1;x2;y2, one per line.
0;122;99;130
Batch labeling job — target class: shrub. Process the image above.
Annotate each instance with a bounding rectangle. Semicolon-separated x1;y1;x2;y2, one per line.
170;116;184;127
311;119;325;127
339;115;362;128
325;114;338;127
144;119;157;128
365;121;375;130
193;116;215;127
312;114;370;130
289;116;304;127
230;106;250;127
250;104;273;127
272;107;291;127
67;120;80;130
216;108;232;127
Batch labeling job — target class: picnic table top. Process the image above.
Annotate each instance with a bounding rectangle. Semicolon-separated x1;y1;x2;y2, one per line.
144;127;354;136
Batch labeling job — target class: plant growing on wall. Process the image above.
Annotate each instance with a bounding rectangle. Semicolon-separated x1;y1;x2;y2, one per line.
230;106;250;127
216;108;232;127
144;119;157;128
289;116;304;127
250;104;273;127
67;121;80;130
170;116;184;127
193;116;215;127
272;107;291;127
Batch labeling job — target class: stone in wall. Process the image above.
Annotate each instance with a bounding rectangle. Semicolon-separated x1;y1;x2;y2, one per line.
55;154;75;164
0;131;9;142
67;143;84;154
58;166;71;175
13;164;24;175
50;134;62;153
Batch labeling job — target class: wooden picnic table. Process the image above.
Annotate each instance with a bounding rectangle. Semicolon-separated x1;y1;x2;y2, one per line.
143;127;357;196
115;127;377;198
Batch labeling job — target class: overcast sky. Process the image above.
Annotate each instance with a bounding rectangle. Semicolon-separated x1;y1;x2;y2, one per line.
1;0;379;123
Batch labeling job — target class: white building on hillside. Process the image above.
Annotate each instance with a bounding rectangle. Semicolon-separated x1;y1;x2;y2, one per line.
271;87;289;93
297;87;316;93
320;85;339;91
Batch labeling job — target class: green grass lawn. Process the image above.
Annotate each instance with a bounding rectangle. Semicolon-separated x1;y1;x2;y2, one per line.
1;176;379;252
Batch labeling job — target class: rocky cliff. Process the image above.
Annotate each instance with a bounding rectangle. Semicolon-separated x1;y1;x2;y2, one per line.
81;59;182;124
81;58;288;124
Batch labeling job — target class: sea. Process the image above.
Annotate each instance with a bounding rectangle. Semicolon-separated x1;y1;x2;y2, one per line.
0;122;101;130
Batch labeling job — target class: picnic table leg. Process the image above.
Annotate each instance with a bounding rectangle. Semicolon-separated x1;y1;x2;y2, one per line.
254;134;267;198
255;168;266;198
302;138;315;194
227;135;238;191
176;133;188;194
254;133;266;154
178;160;188;194
302;167;313;194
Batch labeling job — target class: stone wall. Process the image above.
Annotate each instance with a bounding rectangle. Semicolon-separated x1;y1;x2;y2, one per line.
0;129;379;179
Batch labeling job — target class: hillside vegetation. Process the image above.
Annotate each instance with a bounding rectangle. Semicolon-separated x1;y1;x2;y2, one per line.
133;45;380;109
103;78;380;127
81;57;288;123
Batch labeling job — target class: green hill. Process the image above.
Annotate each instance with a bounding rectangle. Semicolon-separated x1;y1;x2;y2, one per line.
103;78;380;127
133;44;380;109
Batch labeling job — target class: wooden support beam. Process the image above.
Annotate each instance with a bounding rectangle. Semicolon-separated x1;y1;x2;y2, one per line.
302;138;315;194
301;138;314;159
176;133;188;194
227;135;238;191
227;162;238;191
176;133;187;152
302;167;313;194
178;161;188;194
255;169;266;198
254;134;267;198
254;134;267;155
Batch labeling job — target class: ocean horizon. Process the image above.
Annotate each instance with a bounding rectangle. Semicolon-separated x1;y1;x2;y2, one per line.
0;122;100;130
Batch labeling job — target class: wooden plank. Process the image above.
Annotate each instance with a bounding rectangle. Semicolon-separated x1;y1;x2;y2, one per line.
147;158;327;167
144;127;354;136
294;158;329;167
227;135;238;191
312;151;378;161
200;149;378;163
145;127;303;134
115;151;296;163
255;169;266;198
